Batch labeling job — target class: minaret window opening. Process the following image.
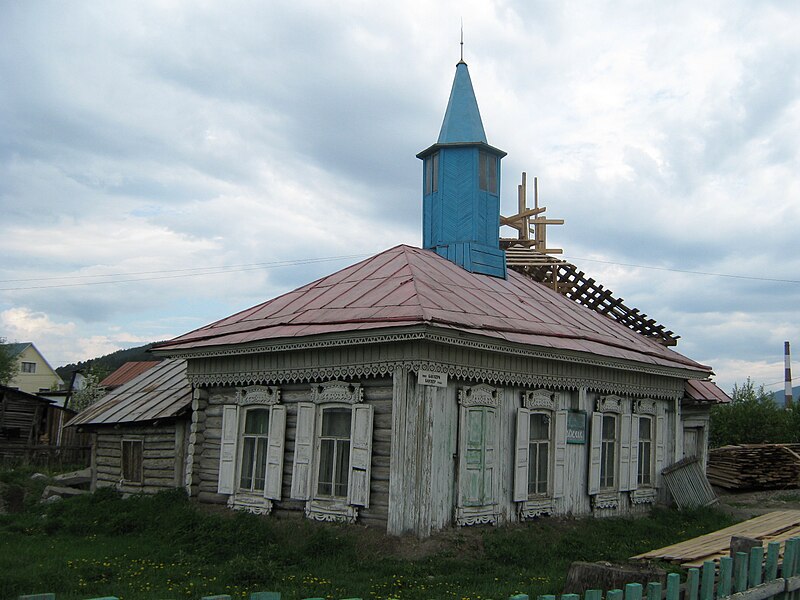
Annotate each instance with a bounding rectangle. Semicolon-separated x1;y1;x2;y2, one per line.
424;152;439;195
479;150;497;194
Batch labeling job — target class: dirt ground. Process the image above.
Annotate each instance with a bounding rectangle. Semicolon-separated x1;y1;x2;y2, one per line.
714;486;800;519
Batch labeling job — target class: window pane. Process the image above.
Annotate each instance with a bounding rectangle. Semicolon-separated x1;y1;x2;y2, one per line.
537;444;549;492
334;439;351;497
487;155;497;194
244;409;270;435
640;417;652;441
528;444;538;495
602;415;616;439
432;153;439;192
240;437;255;489
425;157;432;195
530;413;549;440
322;408;351;438
479;151;487;190
253;438;268;491
318;438;334;496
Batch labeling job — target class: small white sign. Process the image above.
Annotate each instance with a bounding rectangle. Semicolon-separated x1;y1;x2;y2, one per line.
417;369;448;388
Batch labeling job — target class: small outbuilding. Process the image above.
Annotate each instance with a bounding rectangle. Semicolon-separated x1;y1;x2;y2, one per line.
68;358;192;494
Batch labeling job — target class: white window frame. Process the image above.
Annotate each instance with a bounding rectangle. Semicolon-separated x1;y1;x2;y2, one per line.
637;415;654;487
589;394;625;509
630;398;663;505
290;381;373;524
120;438;143;485
513;389;568;520
217;386;285;515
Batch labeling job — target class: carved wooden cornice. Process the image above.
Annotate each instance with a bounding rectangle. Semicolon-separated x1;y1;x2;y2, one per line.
235;385;281;406
523;389;556;411
597;394;624;413
310;380;363;405
634;398;658;415
458;383;499;408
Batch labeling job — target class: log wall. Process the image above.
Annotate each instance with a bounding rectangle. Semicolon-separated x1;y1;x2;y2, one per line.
94;421;188;495
196;377;393;528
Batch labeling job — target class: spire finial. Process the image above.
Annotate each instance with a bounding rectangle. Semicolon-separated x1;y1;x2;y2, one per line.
459;19;465;64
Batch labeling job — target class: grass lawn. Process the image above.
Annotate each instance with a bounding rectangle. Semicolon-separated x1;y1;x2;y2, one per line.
0;467;736;600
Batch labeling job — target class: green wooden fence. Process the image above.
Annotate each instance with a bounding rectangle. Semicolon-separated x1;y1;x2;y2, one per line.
19;537;800;600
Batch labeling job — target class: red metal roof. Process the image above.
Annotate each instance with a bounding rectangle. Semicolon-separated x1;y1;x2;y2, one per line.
100;361;160;389
685;379;731;404
68;359;191;426
155;245;711;374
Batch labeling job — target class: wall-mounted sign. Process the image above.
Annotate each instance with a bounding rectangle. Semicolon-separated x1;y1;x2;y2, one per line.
566;410;587;444
417;370;448;388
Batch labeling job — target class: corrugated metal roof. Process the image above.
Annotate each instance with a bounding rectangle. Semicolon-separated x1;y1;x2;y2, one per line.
685;379;731;403
155;245;711;374
68;359;191;426
100;361;160;388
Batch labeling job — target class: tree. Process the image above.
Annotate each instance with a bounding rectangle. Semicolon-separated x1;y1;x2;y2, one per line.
709;377;797;447
69;366;108;412
0;339;19;386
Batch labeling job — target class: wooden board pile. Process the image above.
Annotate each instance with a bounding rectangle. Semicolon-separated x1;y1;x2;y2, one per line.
707;444;800;490
632;510;800;567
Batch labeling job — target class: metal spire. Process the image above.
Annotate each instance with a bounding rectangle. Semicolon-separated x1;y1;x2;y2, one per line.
459;20;465;64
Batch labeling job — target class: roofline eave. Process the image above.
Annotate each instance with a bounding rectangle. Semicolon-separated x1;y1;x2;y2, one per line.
150;324;711;382
416;141;507;160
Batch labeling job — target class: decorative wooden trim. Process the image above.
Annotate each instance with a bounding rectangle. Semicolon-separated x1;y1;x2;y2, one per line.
592;491;620;510
455;505;498;526
458;383;499;407
519;498;554;520
523;389;555;411
169;326;706;380
634;398;658;415
630;488;658;505
305;499;358;524
310;381;363;405
226;493;273;515
597;395;624;413
235;385;280;406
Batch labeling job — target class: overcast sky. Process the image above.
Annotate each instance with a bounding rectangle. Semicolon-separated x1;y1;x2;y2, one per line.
1;1;798;394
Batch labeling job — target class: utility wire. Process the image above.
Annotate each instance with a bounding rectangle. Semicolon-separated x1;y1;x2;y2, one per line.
564;255;800;285
1;252;797;292
0;254;372;291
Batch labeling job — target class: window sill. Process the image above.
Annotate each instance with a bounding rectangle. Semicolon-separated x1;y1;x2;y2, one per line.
630;488;658;505
591;491;620;510
456;504;499;527
306;499;358;523
519;497;554;520
227;492;273;515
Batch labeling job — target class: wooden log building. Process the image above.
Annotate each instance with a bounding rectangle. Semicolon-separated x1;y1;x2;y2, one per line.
70;58;729;537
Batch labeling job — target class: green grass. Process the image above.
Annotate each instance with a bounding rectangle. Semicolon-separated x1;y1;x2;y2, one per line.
0;478;737;600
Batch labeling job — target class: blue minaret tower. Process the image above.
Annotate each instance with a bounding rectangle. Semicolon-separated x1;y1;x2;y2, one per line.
417;59;507;278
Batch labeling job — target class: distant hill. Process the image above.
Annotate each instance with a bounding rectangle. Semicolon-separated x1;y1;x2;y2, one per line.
772;385;800;407
56;342;165;380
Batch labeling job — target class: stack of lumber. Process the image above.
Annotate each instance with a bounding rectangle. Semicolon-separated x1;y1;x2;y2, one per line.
632;510;800;567
707;444;800;490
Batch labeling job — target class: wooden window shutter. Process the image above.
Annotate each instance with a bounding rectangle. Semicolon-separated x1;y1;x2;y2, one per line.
588;412;603;495
513;407;531;502
217;405;239;495
482;407;497;505
264;405;286;501
347;403;374;507
629;415;640;491
654;414;666;485
460;405;487;507
290;402;316;500
619;413;633;492
553;410;568;499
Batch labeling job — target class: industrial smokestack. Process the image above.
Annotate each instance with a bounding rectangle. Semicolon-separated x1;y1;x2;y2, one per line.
786;341;794;408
